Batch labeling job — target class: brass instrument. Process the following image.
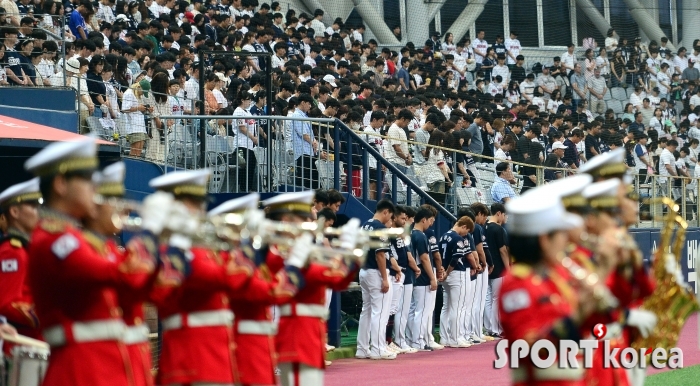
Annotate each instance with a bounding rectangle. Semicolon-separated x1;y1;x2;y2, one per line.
631;198;699;351
93;195;144;231
560;255;620;311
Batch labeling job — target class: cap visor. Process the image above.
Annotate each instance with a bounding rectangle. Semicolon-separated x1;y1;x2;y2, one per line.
560;213;584;231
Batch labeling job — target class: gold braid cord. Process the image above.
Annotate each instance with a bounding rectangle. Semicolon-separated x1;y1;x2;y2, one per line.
632;198;700;351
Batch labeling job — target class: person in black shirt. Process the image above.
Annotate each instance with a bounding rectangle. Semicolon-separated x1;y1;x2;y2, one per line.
510;54;526;84
484;203;507;338
408;207;438;351
516;124;542;194
584;121;602;161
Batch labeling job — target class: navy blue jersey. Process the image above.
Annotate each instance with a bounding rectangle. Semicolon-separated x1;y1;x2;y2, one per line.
480;221;494;267
390;235;412;285
424;227;439;254
411;229;432;286
467;233;478;281
473;223;491;266
362;219;390;270
439;230;470;271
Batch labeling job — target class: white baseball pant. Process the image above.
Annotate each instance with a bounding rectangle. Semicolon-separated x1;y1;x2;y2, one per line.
464;277;477;336
390;272;405;315
408;284;436;349
439;270;465;345
484;277;504;335
357;268;393;356
457;268;473;342
470;269;488;337
427;268;437;345
279;363;323;386
393;280;413;349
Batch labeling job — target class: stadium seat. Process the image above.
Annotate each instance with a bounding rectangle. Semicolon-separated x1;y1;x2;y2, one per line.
610;87;627;101
625;87;634;99
603;89;613;101
608;99;624;114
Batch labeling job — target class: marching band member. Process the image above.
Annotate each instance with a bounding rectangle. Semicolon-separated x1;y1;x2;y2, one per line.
264;191;362;386
0;178;42;345
148;169;251;386
86;162;171;386
23;137;169;386
582;180;657;386
499;191;597;386
207;194;309;386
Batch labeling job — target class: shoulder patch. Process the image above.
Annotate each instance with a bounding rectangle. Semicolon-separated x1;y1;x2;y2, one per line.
511;264;532;279
1;259;18;272
51;233;80;260
429;236;437;244
457;241;464;248
10;239;22;248
501;289;531;313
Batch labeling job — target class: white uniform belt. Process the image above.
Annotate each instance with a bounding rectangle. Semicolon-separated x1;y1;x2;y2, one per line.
123;325;150;344
43;320;127;347
279;304;328;320
161;310;234;331
237;320;278;335
512;366;584;382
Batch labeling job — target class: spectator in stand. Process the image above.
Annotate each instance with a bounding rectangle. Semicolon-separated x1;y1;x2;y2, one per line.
605;28;618;51
122;79;154;157
587;68;607;116
510;55;526;84
584;121;602;161
658;139;679;195
562;128;583;169
562;43;576;75
570;63;588;110
385;109;414;173
69;0;93;40
491;162;516;203
611;49;626;87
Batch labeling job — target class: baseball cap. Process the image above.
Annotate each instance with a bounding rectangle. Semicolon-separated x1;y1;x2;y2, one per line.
551;141;568;150
139;79;151;97
305;79;318;87
322;74;338;88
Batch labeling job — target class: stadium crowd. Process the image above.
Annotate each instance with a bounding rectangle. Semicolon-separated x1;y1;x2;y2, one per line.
0;1;699;210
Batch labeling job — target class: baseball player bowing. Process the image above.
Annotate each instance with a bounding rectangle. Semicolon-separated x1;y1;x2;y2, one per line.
438;216;475;348
356;199;398;360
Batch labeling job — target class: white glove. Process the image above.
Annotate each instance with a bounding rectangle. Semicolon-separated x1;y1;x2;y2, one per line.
339;218;361;250
287;233;313;269
664;255;687;286
244;209;266;236
140;192;175;234
626;309;658;338
165;201;200;237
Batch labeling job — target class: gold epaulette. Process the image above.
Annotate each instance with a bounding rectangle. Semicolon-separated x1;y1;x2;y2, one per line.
511;264;532;279
9;238;23;248
83;231;107;256
40;219;67;234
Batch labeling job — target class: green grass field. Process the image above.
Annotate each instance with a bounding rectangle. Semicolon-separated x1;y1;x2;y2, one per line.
645;364;700;385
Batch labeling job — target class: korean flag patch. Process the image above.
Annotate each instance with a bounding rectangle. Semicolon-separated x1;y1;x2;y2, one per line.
429;236;437;244
457;241;464;248
501;289;531;313
1;259;18;272
51;234;80;260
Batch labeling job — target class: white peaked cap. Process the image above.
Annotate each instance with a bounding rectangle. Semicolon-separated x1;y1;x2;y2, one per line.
149;169;211;198
25;137;98;177
0;178;41;207
505;193;583;236
208;193;260;217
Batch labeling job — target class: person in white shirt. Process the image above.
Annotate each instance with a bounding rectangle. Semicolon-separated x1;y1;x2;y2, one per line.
310;9;326;38
646;49;661;86
562;43;577;75
353;25;365;43
629;86;644;109
471;30;488;69
271;44;287;70
519;74;536;102
531;90;546;112
656;63;671;99
674;48;688;75
232;92;259;192
504;31;521;67
385;110;414;173
658;139;678;194
492;55;509;88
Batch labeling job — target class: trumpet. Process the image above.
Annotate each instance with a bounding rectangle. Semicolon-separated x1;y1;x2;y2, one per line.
93;195;144;231
559;255;619;311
